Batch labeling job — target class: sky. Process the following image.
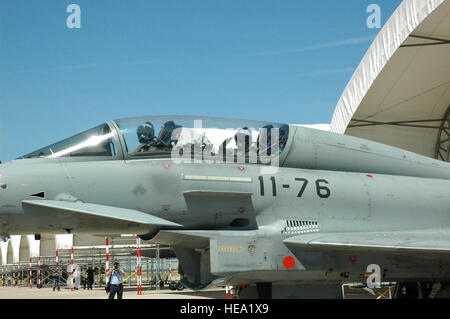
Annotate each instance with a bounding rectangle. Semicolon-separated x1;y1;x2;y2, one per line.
0;0;403;161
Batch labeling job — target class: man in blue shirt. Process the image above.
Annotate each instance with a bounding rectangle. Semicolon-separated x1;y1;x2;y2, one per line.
52;268;61;291
106;262;126;299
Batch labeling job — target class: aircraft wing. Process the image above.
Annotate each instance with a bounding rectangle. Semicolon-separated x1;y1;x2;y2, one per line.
21;200;181;233
150;230;212;249
283;229;450;255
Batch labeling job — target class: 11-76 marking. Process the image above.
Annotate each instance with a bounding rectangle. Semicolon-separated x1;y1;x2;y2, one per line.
258;176;330;198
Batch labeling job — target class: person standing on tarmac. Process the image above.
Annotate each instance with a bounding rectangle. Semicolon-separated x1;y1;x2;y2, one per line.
52;268;61;291
87;266;95;290
106;262;126;299
74;267;81;290
82;267;88;290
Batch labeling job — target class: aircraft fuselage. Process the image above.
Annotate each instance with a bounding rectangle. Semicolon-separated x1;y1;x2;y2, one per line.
0;157;448;236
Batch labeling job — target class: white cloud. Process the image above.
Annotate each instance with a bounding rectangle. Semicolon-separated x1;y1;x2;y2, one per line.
296;67;354;77
1;60;153;75
240;35;376;57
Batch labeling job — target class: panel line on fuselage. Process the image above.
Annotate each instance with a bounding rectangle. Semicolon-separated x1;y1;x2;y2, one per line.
183;175;252;183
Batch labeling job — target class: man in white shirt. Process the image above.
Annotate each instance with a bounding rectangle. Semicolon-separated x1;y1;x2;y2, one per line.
74;267;81;290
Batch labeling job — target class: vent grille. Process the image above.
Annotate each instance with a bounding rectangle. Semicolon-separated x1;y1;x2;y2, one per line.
283;220;319;234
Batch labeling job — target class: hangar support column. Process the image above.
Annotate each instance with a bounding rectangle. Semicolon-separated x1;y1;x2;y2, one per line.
0;241;7;266
435;104;450;162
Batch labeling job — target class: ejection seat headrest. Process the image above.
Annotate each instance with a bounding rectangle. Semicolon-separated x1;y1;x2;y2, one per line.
158;121;182;147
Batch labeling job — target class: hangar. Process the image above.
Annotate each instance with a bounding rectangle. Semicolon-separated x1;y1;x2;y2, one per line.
331;0;450;162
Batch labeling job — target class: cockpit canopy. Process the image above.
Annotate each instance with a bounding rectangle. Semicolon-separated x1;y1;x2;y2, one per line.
21;116;289;163
22;123;118;159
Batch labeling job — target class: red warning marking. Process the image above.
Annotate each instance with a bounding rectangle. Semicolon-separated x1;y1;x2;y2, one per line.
439;259;444;268
162;164;171;170
366;174;373;178
237;166;246;172
349;256;357;264
161;204;171;208
283;256;295;269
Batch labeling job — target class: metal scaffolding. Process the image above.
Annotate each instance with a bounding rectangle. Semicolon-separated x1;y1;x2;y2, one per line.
0;238;179;291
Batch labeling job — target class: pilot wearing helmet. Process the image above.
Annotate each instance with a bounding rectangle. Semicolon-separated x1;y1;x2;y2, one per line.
134;121;158;153
233;127;256;163
135;121;181;154
257;124;289;156
219;127;255;163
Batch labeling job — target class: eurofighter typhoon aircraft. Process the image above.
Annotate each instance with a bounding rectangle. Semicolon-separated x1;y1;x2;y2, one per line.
0;115;449;298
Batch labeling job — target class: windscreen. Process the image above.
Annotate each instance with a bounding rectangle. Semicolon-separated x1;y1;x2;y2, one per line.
21;123;118;159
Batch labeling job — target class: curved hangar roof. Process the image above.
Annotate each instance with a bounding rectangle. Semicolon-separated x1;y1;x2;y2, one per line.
330;0;450;161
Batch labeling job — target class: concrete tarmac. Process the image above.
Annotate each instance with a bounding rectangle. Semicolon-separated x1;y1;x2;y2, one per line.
0;286;225;299
0;285;381;299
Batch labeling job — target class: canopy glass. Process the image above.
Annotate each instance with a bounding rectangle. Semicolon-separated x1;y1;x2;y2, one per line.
21;123;118;159
114;116;289;162
20;116;289;163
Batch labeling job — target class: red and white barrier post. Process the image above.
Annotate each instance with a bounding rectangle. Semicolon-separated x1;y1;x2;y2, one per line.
37;257;41;289
12;264;16;288
105;237;110;294
70;247;74;291
225;286;234;299
55;250;59;291
29;258;32;288
18;264;22;287
136;235;142;295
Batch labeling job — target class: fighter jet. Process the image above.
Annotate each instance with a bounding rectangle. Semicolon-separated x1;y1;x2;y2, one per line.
0;115;449;298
